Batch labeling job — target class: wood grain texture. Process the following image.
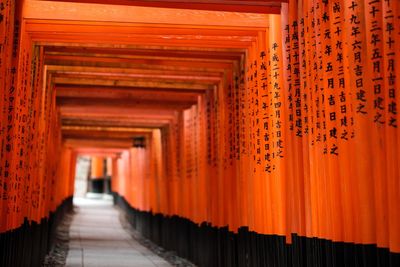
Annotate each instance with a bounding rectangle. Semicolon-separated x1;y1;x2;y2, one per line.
24;0;271;26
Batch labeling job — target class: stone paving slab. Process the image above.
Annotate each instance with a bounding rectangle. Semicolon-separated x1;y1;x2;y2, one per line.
66;197;173;267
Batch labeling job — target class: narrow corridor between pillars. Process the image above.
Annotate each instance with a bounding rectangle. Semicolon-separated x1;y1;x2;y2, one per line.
66;196;172;267
1;1;400;266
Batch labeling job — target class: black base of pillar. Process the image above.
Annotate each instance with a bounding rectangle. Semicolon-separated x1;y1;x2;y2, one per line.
0;197;73;267
113;193;400;267
88;178;111;194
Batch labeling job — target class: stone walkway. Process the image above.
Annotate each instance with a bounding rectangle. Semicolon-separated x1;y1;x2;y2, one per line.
66;196;172;267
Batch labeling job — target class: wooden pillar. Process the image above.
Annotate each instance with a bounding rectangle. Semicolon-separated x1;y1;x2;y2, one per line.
90;156;105;179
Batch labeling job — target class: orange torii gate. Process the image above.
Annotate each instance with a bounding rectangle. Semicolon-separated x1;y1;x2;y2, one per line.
0;0;399;266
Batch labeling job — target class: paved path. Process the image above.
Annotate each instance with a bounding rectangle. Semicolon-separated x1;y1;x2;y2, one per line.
66;196;172;267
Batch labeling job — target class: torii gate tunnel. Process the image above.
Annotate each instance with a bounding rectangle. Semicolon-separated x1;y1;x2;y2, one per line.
0;0;399;266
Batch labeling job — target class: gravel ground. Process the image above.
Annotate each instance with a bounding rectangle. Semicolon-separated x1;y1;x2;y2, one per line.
42;205;196;267
42;211;74;267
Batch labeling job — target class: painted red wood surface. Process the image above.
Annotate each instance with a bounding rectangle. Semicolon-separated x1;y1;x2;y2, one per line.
0;0;399;255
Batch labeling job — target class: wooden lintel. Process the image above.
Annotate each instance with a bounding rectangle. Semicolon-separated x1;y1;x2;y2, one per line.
50;71;221;84
39;0;284;14
53;77;213;90
23;0;271;27
64;138;136;148
62;117;173;128
56;86;202;103
44;46;244;60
